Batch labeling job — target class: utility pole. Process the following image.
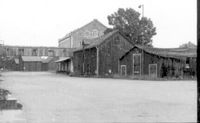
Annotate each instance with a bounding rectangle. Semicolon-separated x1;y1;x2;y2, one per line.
138;4;144;17
81;40;86;75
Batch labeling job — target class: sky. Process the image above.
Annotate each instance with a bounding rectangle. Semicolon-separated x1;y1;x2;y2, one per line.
0;0;197;48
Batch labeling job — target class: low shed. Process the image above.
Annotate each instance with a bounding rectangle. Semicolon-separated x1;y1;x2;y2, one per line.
119;45;196;78
55;57;72;74
22;56;43;71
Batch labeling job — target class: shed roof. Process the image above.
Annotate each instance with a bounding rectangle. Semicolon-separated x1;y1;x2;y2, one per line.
22;56;43;62
120;45;197;60
41;57;54;63
54;57;71;63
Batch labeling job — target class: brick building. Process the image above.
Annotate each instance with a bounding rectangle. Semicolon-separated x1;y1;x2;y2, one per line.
2;45;73;71
4;45;73;57
58;19;107;48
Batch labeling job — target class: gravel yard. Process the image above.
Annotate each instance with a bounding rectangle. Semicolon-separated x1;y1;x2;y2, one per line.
0;72;197;123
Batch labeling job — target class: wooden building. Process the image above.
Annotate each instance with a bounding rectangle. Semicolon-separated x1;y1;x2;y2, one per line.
73;30;133;76
22;56;43;71
4;45;73;57
21;56;61;71
119;45;197;78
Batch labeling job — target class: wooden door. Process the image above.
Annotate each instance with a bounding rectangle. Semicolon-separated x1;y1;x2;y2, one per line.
149;64;157;78
133;54;141;76
121;65;127;76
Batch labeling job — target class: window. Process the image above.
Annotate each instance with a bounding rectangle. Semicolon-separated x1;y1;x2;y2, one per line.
114;36;120;44
48;50;55;57
84;31;90;37
185;57;190;68
32;49;38;56
92;29;98;37
18;49;24;56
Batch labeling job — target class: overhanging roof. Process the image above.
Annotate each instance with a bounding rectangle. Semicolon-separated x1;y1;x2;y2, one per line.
54;57;71;63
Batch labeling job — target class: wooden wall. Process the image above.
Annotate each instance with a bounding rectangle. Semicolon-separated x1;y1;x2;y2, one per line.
98;32;132;76
120;47;196;78
73;47;97;75
23;62;42;71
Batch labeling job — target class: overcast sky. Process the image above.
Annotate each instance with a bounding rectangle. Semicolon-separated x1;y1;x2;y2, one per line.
0;0;196;48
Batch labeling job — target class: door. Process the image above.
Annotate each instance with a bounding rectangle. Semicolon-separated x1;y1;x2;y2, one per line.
133;54;141;76
149;64;157;78
121;65;127;76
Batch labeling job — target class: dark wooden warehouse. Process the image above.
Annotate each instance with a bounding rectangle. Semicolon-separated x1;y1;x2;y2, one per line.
73;30;133;77
119;45;197;78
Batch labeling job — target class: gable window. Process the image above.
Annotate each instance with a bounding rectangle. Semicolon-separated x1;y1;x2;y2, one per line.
92;29;99;37
114;36;120;44
84;31;90;38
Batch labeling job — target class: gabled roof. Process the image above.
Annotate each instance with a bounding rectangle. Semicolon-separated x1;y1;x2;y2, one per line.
120;45;197;60
73;30;133;52
59;19;107;42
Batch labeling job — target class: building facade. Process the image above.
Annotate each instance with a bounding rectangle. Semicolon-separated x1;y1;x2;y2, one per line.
119;45;197;78
58;19;107;48
4;45;73;57
73;30;133;76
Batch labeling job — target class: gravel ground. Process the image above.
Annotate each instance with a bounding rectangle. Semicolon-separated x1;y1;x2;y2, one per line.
0;72;197;123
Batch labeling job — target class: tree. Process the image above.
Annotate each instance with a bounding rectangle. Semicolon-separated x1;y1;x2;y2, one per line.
179;41;196;48
107;8;156;46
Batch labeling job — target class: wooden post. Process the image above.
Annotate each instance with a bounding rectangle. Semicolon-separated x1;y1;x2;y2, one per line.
96;47;99;76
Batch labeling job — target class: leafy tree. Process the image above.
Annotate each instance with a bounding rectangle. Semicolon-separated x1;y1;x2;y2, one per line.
107;8;156;46
179;41;196;48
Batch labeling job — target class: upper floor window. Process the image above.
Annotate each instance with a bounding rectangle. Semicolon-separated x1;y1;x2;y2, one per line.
32;49;38;56
18;48;24;56
48;49;55;57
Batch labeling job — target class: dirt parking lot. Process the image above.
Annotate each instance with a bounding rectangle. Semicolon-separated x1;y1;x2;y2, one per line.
0;72;197;123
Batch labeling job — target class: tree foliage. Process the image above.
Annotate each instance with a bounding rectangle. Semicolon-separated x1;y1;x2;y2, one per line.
107;8;156;46
179;41;196;48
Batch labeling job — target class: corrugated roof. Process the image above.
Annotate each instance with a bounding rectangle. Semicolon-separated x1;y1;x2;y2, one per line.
54;57;71;63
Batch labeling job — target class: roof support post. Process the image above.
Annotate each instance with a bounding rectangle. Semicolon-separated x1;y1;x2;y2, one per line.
96;47;99;76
